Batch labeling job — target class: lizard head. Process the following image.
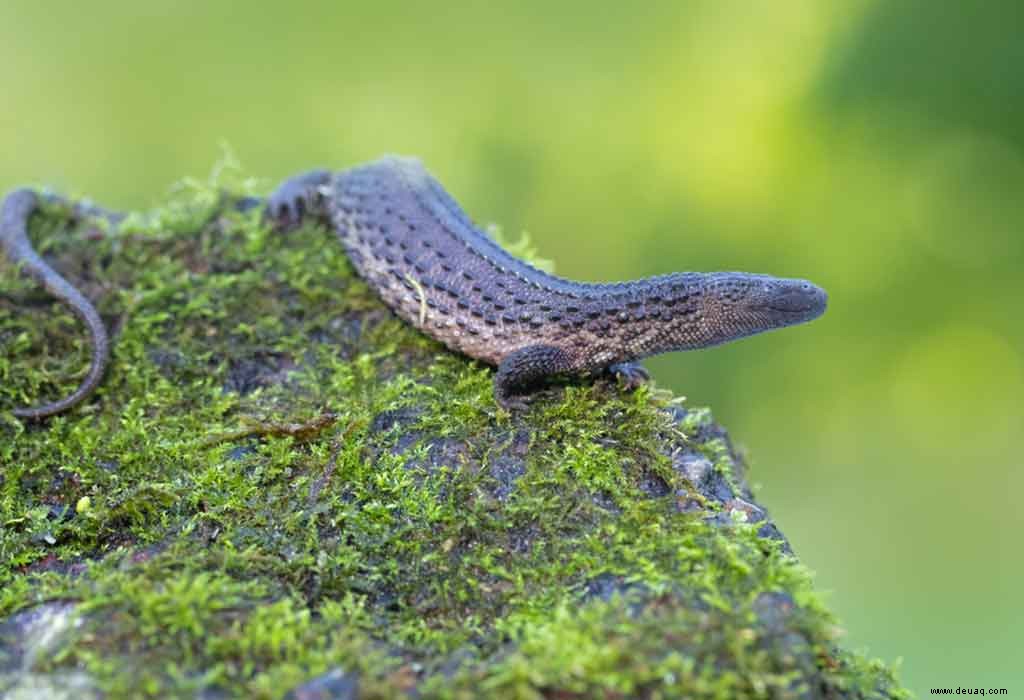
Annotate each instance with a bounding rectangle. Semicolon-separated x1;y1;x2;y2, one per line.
669;272;828;348
627;272;828;355
737;274;828;328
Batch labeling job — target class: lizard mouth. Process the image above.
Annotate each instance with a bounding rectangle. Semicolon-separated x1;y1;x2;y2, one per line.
767;300;820;314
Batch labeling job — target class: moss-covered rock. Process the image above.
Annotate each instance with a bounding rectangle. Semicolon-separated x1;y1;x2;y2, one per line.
0;169;907;699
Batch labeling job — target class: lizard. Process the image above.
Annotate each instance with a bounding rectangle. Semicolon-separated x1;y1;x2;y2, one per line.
1;155;827;418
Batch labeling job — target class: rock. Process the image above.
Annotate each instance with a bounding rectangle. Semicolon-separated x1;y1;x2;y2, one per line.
0;188;907;699
0;602;100;700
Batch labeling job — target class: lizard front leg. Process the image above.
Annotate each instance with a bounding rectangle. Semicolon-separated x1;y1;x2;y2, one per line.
265;170;332;228
605;361;651;391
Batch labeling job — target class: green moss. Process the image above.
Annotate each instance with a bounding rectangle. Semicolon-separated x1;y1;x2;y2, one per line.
0;165;907;699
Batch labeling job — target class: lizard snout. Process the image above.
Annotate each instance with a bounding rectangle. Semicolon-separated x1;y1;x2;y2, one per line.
763;279;828;319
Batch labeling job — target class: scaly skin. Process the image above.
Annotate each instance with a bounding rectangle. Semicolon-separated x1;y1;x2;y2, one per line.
1;156;828;417
0;190;120;419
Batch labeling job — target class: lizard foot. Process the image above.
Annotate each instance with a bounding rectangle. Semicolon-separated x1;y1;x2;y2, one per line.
265;169;332;229
494;392;534;413
606;362;651;391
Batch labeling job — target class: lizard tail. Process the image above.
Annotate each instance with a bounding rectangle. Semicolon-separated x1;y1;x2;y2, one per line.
1;189;112;419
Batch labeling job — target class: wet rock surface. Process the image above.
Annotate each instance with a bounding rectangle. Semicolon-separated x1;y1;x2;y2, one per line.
0;602;100;700
0;401;854;699
0;194;905;699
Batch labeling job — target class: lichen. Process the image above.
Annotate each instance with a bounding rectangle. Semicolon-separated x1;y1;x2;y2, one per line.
0;166;908;699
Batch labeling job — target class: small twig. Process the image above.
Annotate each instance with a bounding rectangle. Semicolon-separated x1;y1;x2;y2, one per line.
200;411;338;448
307;418;365;505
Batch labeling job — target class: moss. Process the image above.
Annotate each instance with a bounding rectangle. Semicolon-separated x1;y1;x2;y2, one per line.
0;164;907;699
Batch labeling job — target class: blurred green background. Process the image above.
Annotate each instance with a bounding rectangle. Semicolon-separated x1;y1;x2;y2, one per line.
2;1;1020;695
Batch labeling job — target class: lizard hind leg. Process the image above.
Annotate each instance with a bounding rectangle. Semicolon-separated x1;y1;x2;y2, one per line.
1;189;111;419
493;344;575;411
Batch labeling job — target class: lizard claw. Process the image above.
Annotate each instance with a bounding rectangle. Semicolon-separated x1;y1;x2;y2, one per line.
494;388;533;413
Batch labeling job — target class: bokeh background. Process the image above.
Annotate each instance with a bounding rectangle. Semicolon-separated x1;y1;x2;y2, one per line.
2;1;1021;695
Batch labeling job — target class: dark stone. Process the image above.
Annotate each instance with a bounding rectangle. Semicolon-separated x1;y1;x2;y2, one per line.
582;572;647;603
283;668;359;700
488;453;527;500
226;444;257;461
224;352;295;395
673;449;713;489
369;407;421;436
636;470;671;498
487;430;530;500
0;602;101;698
